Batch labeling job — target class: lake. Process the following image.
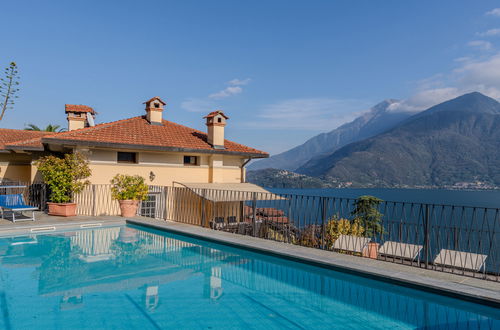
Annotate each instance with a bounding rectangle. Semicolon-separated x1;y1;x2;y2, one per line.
267;188;500;209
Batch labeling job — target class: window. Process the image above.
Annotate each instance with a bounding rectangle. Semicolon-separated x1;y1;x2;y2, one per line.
217;117;222;123
117;152;137;163
154;102;160;108
183;155;198;166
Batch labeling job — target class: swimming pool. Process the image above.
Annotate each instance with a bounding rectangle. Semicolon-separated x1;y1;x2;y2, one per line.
0;224;498;329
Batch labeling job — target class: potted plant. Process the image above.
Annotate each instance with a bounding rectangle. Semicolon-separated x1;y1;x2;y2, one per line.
36;153;91;217
351;195;384;259
110;174;148;217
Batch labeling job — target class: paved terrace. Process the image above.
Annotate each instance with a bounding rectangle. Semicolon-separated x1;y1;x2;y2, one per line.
0;212;498;307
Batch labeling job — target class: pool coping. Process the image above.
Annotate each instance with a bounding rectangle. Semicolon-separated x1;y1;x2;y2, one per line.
127;218;500;308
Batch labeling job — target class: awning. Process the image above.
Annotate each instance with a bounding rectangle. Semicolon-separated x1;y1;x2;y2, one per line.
173;182;285;202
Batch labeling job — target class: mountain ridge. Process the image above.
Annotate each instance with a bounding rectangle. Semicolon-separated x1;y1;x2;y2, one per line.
296;92;500;187
248;99;418;171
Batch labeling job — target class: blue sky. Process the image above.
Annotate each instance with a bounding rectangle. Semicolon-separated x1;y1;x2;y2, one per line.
1;0;500;154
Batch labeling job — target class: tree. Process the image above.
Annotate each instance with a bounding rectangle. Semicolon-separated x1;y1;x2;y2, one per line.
0;62;20;121
351;195;384;237
25;124;65;132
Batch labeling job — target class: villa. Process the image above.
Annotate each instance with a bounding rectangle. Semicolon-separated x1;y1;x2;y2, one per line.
0;96;268;185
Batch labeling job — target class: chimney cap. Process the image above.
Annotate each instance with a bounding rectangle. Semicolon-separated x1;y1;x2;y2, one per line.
143;96;166;105
65;104;96;114
204;110;229;119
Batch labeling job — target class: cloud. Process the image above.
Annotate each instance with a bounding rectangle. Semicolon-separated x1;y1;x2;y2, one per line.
182;77;251;111
477;28;500;37
209;86;243;99
467;40;493;51
486;8;500;17
454;52;500;97
389;88;461;112
244;98;371;130
228;78;251;86
208;78;251;99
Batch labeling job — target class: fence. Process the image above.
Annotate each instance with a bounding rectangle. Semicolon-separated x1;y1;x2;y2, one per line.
16;184;500;282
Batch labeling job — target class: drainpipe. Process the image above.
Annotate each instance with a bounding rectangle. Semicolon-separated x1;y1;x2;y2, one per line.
241;158;252;183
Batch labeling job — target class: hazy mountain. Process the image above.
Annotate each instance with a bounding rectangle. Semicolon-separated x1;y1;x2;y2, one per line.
297;92;500;188
248;99;417;171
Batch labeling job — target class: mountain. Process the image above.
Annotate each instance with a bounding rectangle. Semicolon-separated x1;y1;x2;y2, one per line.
248;99;417;171
246;168;337;188
297;92;500;188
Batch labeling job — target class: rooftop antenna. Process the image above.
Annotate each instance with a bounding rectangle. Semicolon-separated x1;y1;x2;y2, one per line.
86;112;95;126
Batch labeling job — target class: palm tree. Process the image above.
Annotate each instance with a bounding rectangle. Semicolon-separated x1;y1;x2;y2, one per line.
25;124;65;132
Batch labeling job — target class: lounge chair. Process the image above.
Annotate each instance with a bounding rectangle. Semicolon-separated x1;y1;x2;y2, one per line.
0;194;37;222
211;216;225;230
378;241;423;261
333;235;371;254
433;249;487;272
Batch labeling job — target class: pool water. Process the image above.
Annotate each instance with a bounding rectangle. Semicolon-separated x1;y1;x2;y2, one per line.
0;225;498;329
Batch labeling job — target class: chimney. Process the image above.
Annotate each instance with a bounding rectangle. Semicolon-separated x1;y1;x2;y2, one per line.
204;110;229;149
65;104;96;131
144;96;166;125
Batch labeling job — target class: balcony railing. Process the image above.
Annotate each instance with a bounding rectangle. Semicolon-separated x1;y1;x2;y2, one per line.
19;183;500;282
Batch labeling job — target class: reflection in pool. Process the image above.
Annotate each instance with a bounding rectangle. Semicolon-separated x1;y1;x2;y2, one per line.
0;225;498;329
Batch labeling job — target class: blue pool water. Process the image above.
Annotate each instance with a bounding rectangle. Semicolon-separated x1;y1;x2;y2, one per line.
0;225;498;329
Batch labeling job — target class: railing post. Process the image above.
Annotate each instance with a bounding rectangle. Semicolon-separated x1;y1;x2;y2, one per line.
92;185;96;217
423;204;430;269
201;189;206;228
321;197;327;249
252;192;257;237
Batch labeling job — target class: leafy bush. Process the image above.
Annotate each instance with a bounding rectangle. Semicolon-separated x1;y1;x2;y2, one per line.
325;217;365;247
110;174;149;201
36;153;91;203
351;195;384;237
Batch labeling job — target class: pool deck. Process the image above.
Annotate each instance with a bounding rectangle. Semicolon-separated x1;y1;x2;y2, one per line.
0;212;498;307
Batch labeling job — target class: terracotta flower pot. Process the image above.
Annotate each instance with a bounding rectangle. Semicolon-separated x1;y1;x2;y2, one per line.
47;202;77;217
118;200;139;218
362;242;379;259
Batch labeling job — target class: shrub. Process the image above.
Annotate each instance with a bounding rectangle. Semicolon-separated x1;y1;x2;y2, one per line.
36;153;91;203
325;216;365;247
110;174;149;201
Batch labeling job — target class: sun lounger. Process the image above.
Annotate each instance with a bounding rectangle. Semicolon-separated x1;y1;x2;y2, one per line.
0;194;37;222
433;249;487;272
211;216;225;230
378;241;423;260
333;235;371;254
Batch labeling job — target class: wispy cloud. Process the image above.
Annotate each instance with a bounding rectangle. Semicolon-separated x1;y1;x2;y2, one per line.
467;40;493;51
181;78;251;112
244;98;371;130
486;8;500;17
228;78;251;86
477;28;500;37
209;86;243;99
209;78;251;99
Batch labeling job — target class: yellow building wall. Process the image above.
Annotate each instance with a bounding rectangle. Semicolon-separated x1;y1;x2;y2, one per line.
0;153;33;183
84;148;246;185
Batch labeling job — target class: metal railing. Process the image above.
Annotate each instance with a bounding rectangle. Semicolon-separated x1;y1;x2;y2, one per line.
19;184;500;281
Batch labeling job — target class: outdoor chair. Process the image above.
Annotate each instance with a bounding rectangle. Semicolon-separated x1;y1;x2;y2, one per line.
0;194;37;222
378;241;423;261
211;217;226;230
333;235;371;254
433;249;487;272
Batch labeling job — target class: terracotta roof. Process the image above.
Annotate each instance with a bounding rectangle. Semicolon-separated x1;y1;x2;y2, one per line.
40;116;268;157
204;110;229;119
65;104;95;114
0;129;53;151
143;96;166;105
